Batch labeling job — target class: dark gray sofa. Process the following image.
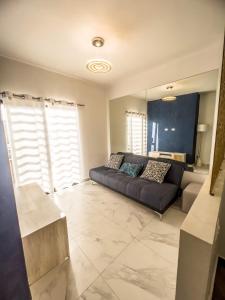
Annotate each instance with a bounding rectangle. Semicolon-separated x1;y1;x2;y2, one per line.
89;152;185;216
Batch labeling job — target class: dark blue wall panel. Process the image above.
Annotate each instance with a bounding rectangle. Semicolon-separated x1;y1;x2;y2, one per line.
147;93;199;164
0;104;31;300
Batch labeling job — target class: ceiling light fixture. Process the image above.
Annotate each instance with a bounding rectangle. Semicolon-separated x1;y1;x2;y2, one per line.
92;36;104;47
86;59;112;73
87;37;112;73
162;85;176;101
162;95;177;101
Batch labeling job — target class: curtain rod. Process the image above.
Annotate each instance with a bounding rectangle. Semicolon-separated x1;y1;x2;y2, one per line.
125;110;146;115
0;91;85;107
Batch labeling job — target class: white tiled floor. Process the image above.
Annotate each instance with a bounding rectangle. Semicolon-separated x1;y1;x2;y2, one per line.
54;181;186;300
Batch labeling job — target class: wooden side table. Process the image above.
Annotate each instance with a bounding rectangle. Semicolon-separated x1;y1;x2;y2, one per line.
149;151;186;162
14;183;69;291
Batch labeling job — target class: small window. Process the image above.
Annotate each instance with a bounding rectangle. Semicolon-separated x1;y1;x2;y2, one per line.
126;111;147;155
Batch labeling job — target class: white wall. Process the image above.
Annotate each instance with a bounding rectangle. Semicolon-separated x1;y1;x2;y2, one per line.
110;96;147;153
197;91;216;165
0;56;108;180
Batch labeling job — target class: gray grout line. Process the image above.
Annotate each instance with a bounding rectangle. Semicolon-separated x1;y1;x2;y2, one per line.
62;181;183;300
85;182;156;236
68;239;102;299
134;237;179;266
78;272;120;300
68;212;139;299
71;235;129;300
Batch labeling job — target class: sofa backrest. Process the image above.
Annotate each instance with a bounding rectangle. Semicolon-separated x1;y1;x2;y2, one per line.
118;152;186;187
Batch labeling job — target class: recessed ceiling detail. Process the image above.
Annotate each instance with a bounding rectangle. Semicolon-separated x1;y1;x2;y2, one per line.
86;59;112;73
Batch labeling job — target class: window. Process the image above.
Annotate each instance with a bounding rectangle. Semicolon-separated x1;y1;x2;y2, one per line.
126;111;147;155
3;94;81;193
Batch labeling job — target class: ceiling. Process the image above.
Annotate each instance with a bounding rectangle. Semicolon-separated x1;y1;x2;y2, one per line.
133;69;219;100
0;0;224;86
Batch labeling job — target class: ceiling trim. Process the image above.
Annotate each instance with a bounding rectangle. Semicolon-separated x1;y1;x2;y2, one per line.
0;54;107;89
107;41;223;100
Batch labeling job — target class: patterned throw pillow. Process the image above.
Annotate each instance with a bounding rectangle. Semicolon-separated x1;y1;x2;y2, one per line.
141;160;171;184
119;162;143;177
105;154;124;169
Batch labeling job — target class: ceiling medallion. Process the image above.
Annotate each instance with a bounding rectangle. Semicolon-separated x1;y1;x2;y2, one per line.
86;59;112;73
162;85;176;101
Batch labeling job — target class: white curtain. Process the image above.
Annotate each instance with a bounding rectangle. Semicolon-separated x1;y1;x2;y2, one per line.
127;111;147;155
3;95;52;192
46;103;81;191
3;94;81;193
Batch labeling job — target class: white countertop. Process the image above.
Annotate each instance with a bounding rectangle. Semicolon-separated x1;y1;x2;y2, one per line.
181;162;225;245
14;183;65;238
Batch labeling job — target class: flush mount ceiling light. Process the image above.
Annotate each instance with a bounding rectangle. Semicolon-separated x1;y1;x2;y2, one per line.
87;36;112;73
92;36;104;47
162;95;176;101
86;59;112;73
162;85;176;101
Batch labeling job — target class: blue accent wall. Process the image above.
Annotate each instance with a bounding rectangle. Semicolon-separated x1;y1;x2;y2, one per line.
147;93;199;164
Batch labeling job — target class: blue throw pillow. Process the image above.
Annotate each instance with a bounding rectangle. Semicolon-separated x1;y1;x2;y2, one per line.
119;162;142;177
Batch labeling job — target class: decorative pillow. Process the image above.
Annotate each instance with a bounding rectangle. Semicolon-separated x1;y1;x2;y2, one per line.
119;162;143;177
141;160;171;184
105;154;124;169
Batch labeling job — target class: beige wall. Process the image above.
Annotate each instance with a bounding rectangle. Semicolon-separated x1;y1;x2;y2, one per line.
108;42;222;100
0;56;108;180
175;44;224;300
197;91;216;165
109;96;147;153
110;91;216;162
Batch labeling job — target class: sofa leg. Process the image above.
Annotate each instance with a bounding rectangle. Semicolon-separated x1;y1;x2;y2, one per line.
154;211;163;221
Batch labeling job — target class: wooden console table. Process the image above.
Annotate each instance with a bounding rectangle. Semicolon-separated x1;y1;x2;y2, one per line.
14;183;69;297
149;151;186;162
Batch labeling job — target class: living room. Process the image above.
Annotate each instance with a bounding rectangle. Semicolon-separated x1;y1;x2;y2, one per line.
0;1;225;300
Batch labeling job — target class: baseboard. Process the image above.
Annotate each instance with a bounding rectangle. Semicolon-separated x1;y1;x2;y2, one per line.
80;177;90;183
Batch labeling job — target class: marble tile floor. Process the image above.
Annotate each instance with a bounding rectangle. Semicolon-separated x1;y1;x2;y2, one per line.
53;181;186;300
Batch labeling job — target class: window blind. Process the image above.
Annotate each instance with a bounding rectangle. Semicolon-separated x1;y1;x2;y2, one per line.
127;112;147;155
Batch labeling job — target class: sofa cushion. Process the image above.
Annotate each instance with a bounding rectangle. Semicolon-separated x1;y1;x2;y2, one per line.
89;166;135;194
119;162;143;177
104;172;135;194
126;177;151;200
140;160;171;184
140;182;178;212
89;166;113;183
118;152;185;186
105;154;124;169
118;152;148;171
